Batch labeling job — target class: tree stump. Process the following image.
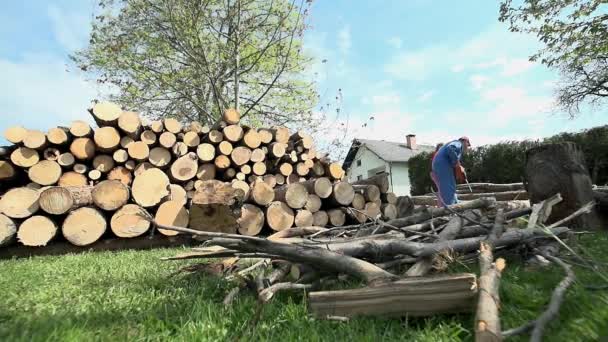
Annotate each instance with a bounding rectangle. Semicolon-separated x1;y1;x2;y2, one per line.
525;142;600;230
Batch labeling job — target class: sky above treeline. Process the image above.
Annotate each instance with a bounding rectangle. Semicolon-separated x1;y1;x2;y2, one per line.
0;0;605;149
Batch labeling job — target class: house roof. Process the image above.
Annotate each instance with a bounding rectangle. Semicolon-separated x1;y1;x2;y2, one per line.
342;138;434;169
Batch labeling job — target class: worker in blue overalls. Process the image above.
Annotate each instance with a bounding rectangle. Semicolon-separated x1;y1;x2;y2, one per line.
431;137;471;207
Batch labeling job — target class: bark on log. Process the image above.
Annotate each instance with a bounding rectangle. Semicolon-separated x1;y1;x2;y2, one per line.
23;130;47;150
457;182;524;193
10;147;40;168
39;186;93;215
90;101;122;126
62;207;107;246
0;214;17;247
58;171;88;187
237;204;264;236
0;161;16;181
353;184;381;202
266;201;295;231
28;161;62;186
92;154;115;173
47;127;70;146
92;180;130;211
386;198;496;228
132;168;170;208
110;204;151;238
57;152;75;169
354;174;390;193
17;215;58;247
301;177;333;199
70;138;96;160
94;127;121;152
475;242;506;342
328;182;355;206
149;147;172;168
525;142;600;230
313;210;329;227
43;147;61;161
155;200;189;236
4;125;27;144
70;120;92;138
170;152;198;182
274;183;308;209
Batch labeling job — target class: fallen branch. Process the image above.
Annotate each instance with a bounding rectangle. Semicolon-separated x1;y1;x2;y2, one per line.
475;242;506;342
258;282;313;302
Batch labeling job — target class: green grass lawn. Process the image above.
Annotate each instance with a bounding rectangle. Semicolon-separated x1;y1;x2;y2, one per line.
1;234;608;342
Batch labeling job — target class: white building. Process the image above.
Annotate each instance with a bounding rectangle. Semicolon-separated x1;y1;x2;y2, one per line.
342;134;434;196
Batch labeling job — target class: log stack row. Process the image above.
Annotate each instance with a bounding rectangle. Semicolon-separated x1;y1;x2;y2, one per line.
0;102;398;249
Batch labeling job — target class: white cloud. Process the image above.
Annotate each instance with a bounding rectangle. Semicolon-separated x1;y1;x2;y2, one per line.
386;36;403;49
47;4;91;51
337;25;351;54
384;45;447;81
479;85;553;125
371;94;401;106
475;57;534;77
451;64;465;73
470;75;489;90
418;90;435;102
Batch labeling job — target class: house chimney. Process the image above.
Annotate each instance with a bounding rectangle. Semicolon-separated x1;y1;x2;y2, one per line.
406;134;417;150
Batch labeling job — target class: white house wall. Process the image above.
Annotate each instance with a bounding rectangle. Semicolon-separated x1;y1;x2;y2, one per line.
345;147;413;196
388;162;412;196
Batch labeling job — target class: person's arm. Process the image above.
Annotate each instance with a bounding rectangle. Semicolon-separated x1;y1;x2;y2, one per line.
446;142;462;167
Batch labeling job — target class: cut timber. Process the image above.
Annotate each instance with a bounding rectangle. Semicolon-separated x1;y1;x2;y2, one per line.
266;201;295;231
365;202;381;218
230;147;251;166
381;192;397;205
0;214;17;247
92;180;130;211
155;200;189;236
243;129;261;149
237;204;264;236
231;180;250;200
150;120;164;133
90;101;122;126
258;129;273;144
223;125;244;143
188;122;207;134
269;142;286;158
217;141;233;156
140;130;157;146
88;170;102;181
57;152;75;168
124;160;136;171
23;130;47;150
170;152;198;182
215;155;231;170
274;183;308;209
353;184;381;202
525;142;600;230
169;184;188;205
4;126;27;144
271;126;290;144
252;162;267;176
189;180;244;234
250;181;275;206
94;127;121;152
70;138;96;160
275;174;286;185
183;131;200;148
296;163;309;176
207;130;224;144
73;163;88;174
381;203;398;220
327;208;346;226
159;132;177;149
127;141;150;161
223;108;240;124
197;143;215;162
475;243;506;342
295;209;314;227
10;147;39;168
197;163;216;181
354;174;390;193
17;216;57;246
263;175;277;188
47;127;70;146
311;161;325;177
313;210;329;227
134;162;154;177
0;161;16;181
172;142;188;157
43;147;61;161
110;204;151;238
120;136;134;148
250;148;265;163
325;163;345;180
62;207;107;246
457;182;524;193
351;193;366;210
149;147;172;168
240;164;251;176
58;172;88;187
113;149;129;164
70;121;92;138
279;163;293;177
117;111;142;138
308;273;477;318
28;160;61;186
329;182;355;206
305;194;322;213
163;118;182;134
93;154;115;173
132;168;170;208
39;186;93;215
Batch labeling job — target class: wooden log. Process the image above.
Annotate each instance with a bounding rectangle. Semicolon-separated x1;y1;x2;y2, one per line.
159;132;177;149
167;184;187;205
266;201;295;231
328;182;355;206
0;160;16;181
150;120;164;133
88;169;102;181
207;130;224;144
57;152;75;169
274;183;308;209
230;146;251;166
295;163;309;177
381;203;398;220
231;180;250;200
252;162;266;176
62;207;107;246
189;180;244;234
351;193;366;210
124;160;136;171
187;122;206;134
0;187;39;219
0;145;16;159
134;162;154;177
58;171;88;187
217;141;233;156
262;175;277;188
353;184;381;202
279;163;293;177
475;243;506;342
4;126;27;144
197;143;215;162
354;174;390;193
73;163;88;174
364;201;381;218
47;127;70;146
286;174;300;185
238;204;264;236
525;142;600;230
120;136;134;148
170;152;198;182
17;215;58;247
271;126;290;144
223;108;240;124
299;177;331;199
258;129;273;144
309;161;324;177
250;181;275;206
269;142;286;158
457;182;524;193
243;129;261;149
240;164;252;176
92;180;130;211
113;149;129;164
110;204;151;238
148;147;172;168
155;200;189;236
327;208;346;226
163;118;182;134
28;160;62;186
325;163;345;181
90;101;122;126
195;163;216;181
183;131;200;148
94;127;121;152
10;147;39;168
215;155;231;170
70;120;92;138
39;186;93;215
23;130;47;150
250;148;266;163
42;147;60;161
223;125;244;143
116;111;142;138
70;137;96;160
171;141;188;157
381;192;397;205
308;273;478;318
305;194;322;213
0;214;17;247
313;210;329;227
295;209;314;227
92;154;115;173
275;174;286;186
107;166;133;186
132;168;170;208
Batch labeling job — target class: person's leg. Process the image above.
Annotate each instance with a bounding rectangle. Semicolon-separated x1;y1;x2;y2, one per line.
430;171;445;207
435;166;457;206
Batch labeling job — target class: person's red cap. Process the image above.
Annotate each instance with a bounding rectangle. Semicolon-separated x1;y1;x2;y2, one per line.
459;136;471;147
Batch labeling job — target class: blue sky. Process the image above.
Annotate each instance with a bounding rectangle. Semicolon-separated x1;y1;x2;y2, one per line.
0;0;606;149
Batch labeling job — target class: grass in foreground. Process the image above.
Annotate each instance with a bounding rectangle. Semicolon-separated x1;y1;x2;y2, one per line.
1;234;608;341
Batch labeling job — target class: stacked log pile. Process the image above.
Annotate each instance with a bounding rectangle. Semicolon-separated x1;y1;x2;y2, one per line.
0;102;397;250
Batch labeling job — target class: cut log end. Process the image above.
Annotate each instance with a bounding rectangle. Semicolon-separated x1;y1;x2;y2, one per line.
132;168;170;208
28;161;62;186
238;204;264;236
155;200;189;236
266;201;295;231
62;207;107;246
17;216;58;246
92;180;130;211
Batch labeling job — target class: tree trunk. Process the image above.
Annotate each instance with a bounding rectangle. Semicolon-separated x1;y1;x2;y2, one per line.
188;180;244;234
354;173;390;193
0;187;39;219
278;163;293;177
456;182;524;193
525;142;600;230
223;125;244;143
23;130;48;150
274;183;308;209
88;169;102;181
58;171;88;187
10;147;39;168
237;204;264;236
28;161;62;186
313;210;329;226
325;163;345;181
196;143;215;162
250;181;275;206
57;152;75;169
163;118;183;134
258;129;273;144
381;203;398;220
17;215;58;247
270;126;290;144
475;242;506;342
109;204;151;238
183;131;200;148
159;132;177;149
353;184;381;202
117;111;142;138
300;177;332;199
132;168;170;208
266;201;295;231
252;162;266;176
62;207;107;246
243;129;261;149
223;108;240;125
304;194;322;213
69;120;93;138
150;120;164;133
328;208;346;226
39;186;93;215
217;141;233;156
113;149;129;164
92;155;115;173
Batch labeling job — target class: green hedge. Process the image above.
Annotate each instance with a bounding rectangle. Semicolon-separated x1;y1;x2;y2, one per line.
407;125;608;196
